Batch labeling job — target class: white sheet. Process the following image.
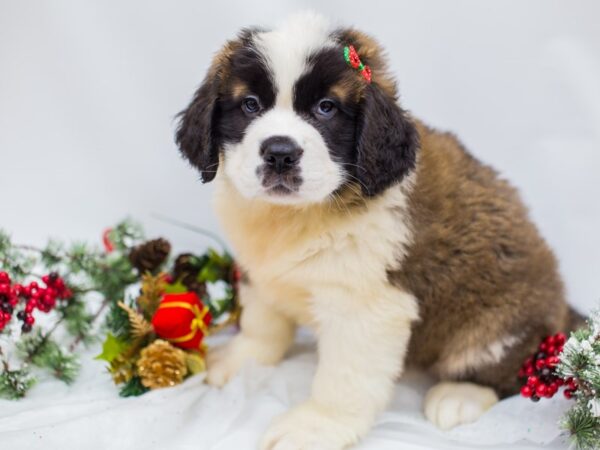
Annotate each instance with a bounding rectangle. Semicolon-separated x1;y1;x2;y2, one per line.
0;332;573;450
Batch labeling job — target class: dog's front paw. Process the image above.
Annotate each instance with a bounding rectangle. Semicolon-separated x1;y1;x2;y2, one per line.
205;341;241;387
260;402;360;450
424;381;498;430
206;335;284;387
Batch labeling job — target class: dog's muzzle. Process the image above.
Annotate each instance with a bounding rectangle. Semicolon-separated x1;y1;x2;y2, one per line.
259;136;303;193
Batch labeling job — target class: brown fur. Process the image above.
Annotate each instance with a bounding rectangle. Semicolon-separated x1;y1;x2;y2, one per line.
389;120;573;397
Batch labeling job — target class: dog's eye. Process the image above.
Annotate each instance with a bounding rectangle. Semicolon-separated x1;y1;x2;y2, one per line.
242;96;261;115
315;99;337;119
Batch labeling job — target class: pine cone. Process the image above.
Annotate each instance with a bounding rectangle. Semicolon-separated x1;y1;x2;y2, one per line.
173;253;206;296
129;238;171;274
136;340;187;389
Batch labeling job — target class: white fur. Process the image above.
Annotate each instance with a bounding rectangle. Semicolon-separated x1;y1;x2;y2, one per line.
436;334;522;378
223;108;344;205
254;12;335;108
424;382;499;430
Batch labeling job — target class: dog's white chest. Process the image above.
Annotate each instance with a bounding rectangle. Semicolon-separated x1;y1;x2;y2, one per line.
214;180;414;325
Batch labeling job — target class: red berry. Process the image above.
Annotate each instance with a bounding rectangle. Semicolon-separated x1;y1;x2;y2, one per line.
539;342;548;352
42;275;50;285
556;378;564;386
535;359;547;370
547;356;560;367
518;368;526;378
0;284;9;295
0;272;10;284
525;366;535;376
24;315;34;325
527;376;539;387
564;389;574;399
29;281;38;290
521;385;533;397
536;384;547;397
12;284;24;296
547;345;557;355
556;333;566;345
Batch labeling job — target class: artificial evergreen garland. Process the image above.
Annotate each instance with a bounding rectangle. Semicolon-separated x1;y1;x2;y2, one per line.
0;219;239;399
0;219;143;399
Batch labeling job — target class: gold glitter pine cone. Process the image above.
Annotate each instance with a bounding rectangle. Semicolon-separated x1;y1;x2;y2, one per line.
136;339;188;389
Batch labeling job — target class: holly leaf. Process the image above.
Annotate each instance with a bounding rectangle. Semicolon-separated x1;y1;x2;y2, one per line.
164;280;188;294
184;352;206;375
95;333;129;363
198;264;220;283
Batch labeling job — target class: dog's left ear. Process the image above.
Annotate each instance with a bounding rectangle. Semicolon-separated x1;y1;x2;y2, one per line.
355;83;419;197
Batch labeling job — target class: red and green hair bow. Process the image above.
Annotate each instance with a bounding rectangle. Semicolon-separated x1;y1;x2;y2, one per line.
343;45;372;83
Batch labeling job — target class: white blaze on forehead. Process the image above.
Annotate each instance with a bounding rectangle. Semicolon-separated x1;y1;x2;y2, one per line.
254;12;335;108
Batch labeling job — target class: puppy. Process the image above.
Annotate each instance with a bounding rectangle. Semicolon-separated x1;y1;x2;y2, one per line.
175;12;581;450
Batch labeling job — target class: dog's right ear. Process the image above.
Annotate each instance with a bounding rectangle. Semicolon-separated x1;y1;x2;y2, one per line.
175;48;232;183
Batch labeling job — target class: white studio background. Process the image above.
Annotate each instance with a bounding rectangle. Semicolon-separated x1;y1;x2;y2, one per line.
0;1;598;313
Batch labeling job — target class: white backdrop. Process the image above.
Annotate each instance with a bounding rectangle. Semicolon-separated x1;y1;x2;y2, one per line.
1;0;599;313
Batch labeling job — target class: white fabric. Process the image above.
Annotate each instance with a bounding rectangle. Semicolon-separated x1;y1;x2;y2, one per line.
0;332;572;450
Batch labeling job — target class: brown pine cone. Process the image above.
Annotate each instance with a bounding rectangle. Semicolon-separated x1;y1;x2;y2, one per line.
129;238;171;274
173;253;206;297
136;340;188;389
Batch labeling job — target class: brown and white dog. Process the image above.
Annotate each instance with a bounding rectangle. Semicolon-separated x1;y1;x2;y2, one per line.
175;12;581;450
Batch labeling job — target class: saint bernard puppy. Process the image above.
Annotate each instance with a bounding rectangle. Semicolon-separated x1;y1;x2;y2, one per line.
175;12;581;450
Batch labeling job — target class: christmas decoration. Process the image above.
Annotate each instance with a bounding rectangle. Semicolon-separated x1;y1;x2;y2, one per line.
1;219;239;400
136;339;188;389
518;332;567;401
518;312;600;449
128;238;171;274
151;292;212;351
96;237;240;397
343;45;372;83
0;219;143;399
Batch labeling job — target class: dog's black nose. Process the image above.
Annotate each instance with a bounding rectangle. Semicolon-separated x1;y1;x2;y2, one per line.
260;136;303;173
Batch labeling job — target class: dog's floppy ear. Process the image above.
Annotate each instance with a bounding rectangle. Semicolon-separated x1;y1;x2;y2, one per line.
176;33;248;184
175;71;221;183
355;83;419;196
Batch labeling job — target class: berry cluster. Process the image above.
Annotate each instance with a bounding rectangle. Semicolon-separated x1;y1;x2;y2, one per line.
519;332;572;401
0;271;72;333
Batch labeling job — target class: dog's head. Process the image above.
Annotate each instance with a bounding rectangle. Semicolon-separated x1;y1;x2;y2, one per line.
176;13;418;204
